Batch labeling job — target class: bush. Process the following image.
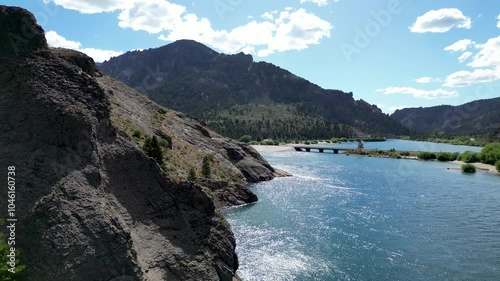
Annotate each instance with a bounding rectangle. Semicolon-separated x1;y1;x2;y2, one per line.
239;135;252;143
461;163;476;173
260;139;275;145
188;167;197;182
496;160;500;172
248;141;259;145
202;155;212;178
304;141;311;145
458;151;482;163
436;152;459;162
159;137;172;149
417;151;436;160
132;129;142;138
389;152;401;159
143;136;164;165
480;142;500;165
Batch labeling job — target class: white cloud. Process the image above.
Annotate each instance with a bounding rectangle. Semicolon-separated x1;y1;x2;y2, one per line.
468;36;500;68
497;14;500;28
46;30;82;49
45;0;131;13
44;0;332;57
443;67;500;87
457;51;472;63
118;0;186;34
410;8;471;33
415;77;441;84
377;87;459;99
444;39;477;52
300;0;329;7
45;31;123;62
157;8;332;57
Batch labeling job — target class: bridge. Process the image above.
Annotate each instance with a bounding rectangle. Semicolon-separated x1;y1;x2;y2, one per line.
292;145;351;154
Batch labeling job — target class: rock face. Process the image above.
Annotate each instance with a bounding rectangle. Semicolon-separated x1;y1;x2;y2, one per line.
0;5;285;281
0;5;47;56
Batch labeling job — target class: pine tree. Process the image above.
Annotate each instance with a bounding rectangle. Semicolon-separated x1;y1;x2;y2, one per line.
143;136;164;166
202;155;212;178
188;167;197;182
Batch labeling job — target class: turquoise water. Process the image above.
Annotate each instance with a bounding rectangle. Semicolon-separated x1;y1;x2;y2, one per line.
225;143;499;281
310;139;482;153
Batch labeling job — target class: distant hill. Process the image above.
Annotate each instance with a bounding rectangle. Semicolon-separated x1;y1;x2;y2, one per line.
100;40;408;141
391;97;500;138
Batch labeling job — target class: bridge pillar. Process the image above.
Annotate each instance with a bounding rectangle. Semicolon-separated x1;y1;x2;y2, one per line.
306;148;311;152
294;147;302;152
333;149;339;154
319;149;324;153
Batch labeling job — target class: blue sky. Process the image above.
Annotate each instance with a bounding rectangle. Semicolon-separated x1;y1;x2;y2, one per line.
2;0;499;113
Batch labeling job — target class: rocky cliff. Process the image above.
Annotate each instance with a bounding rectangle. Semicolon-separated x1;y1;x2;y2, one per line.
0;5;284;281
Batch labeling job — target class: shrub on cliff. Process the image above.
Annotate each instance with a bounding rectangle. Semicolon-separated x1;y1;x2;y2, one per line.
461;163;476;173
143;136;165;166
202;155;212;178
188;167;197;182
496;160;500;172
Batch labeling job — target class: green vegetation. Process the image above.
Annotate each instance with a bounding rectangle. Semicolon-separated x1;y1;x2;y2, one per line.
480;142;500;165
388;152;401;159
0;219;26;280
496;160;500;172
417;152;436;160
132;129;142;138
159;137;172;149
458;151;482;163
188;167;197;182
436;152;459;162
239;135;252;143
202;155;212;178
461;163;476;173
143;136;165;168
259;139;279;145
357;140;364;151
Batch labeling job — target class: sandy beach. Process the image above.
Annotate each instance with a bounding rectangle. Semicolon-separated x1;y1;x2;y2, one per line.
251;145;295;152
449;161;499;175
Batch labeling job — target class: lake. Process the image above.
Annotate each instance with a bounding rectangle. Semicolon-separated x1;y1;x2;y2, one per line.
225;141;499;281
311;139;483;153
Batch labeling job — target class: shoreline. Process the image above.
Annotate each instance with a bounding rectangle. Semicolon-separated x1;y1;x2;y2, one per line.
251;145;499;175
449;160;499;175
251;145;295;152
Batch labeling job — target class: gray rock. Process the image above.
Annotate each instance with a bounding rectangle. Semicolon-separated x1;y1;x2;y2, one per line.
0;5;248;280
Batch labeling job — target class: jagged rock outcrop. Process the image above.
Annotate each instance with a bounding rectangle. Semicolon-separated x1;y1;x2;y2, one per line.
0;5;285;281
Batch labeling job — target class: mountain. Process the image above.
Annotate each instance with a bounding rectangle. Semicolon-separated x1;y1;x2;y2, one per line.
100;40;408;141
0;6;286;281
391;97;500;137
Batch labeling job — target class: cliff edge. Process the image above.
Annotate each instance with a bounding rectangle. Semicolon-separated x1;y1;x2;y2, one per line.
0;5;286;281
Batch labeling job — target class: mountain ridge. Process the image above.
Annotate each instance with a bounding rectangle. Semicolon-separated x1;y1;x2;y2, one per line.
100;40;409;140
391;97;500;138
